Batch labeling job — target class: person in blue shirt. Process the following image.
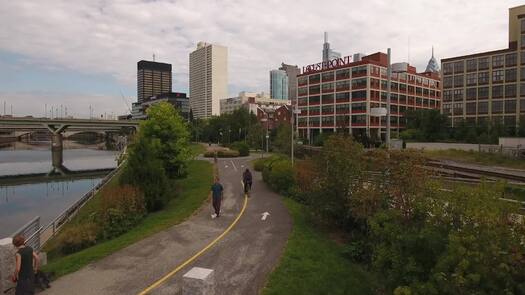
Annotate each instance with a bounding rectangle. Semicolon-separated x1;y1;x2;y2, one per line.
210;177;223;218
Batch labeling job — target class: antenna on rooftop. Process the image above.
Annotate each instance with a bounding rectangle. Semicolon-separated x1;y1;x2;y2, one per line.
153;53;156;62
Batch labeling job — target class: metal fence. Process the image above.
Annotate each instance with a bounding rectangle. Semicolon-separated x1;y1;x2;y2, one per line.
11;216;41;250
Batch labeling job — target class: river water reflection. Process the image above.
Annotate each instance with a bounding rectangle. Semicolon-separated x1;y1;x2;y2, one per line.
0;141;118;237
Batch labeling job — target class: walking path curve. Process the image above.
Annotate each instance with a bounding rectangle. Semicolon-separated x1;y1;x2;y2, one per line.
42;156;292;295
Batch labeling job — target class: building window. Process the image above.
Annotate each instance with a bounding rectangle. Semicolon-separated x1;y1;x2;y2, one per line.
351;78;367;89
466;73;477;85
478;71;489;84
453;89;463;101
309;96;320;104
443;103;452;115
453;61;464;73
322;71;334;82
322;105;334;113
522;52;525;65
478;57;489;70
506;68;517;82
466;59;477;72
453;102;463;115
521;99;525;112
322;116;334;124
505;84;517;98
492;55;504;68
298;76;308;86
521;83;525;97
309;106;320;114
478;101;488;114
522;35;525;48
352;90;367;100
443;63;453;75
298;87;308;96
336;92;350;101
506;53;517;67
466;88;477;100
466;102;476;115
351;115;366;124
492;101;503;113
336;104;350;113
309;74;320;84
492;70;504;83
443;90;453;102
522;19;525;33
352;66;367;76
443;76;453;88
336;69;350;80
352;102;366;112
505;100;516;113
309;84;320;94
322;82;334;92
335;80;350;91
492;85;504;98
322;94;334;103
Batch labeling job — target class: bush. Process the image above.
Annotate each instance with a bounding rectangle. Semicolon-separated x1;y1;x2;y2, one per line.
253;158;267;172
121;136;169;212
99;185;146;239
261;158;295;195
230;141;250;156
204;150;240;158
57;223;99;254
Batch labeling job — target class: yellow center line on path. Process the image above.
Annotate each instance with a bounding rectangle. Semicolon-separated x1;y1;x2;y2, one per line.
137;195;249;295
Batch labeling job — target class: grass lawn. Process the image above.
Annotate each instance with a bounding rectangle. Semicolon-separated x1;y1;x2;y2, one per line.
421;149;525;170
189;142;206;156
42;160;213;278
263;198;377;295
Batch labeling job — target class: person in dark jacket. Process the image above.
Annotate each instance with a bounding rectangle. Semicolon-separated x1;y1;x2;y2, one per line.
242;168;253;195
12;235;39;295
210;177;223;218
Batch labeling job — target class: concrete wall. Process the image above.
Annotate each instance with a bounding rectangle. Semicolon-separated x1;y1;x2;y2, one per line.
0;238;15;294
406;142;479;151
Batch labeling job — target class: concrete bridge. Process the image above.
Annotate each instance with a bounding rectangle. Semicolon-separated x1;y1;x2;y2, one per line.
0;117;139;167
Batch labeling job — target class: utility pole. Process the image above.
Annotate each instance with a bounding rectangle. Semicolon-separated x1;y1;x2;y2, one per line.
386;48;392;149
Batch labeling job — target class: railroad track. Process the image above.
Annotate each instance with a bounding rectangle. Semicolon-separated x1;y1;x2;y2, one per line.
426;160;525;184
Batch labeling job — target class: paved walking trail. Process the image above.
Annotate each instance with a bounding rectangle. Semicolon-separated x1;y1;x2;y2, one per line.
42;156;291;295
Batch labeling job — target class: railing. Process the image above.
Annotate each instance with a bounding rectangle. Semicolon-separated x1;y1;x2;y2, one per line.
9;149;126;251
479;144;525;158
11;216;41;250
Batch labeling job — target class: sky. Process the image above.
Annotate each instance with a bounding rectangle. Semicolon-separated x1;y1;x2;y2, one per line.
0;0;523;118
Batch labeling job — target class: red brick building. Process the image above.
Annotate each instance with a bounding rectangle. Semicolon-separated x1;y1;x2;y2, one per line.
296;52;441;142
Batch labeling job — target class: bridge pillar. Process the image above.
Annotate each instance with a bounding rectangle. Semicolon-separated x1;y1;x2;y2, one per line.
51;133;63;168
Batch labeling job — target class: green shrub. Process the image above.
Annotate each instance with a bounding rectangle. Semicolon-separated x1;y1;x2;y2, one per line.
203;150;240;158
99;185;146;239
57;223;99;254
230;141;250;156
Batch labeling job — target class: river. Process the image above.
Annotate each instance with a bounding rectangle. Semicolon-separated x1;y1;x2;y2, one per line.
0;141;118;237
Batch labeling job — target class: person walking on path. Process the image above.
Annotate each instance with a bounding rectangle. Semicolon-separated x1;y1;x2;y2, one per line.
210;177;223;218
12;235;39;295
242;168;252;196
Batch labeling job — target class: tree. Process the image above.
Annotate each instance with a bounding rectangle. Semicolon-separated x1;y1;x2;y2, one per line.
273;122;292;155
141;102;191;177
121;136;169;212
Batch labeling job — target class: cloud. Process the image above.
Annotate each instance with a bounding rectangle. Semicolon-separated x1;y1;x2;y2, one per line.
0;0;523;116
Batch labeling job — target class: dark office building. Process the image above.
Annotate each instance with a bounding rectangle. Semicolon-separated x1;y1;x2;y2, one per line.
137;60;172;103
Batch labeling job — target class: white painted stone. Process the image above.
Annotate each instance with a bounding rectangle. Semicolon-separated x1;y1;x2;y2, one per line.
182;267;215;295
0;238;15;294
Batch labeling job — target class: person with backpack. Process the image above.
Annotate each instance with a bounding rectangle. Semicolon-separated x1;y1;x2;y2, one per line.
12;235;40;295
242;168;253;196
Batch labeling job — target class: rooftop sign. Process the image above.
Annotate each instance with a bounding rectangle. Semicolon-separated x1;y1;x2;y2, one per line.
302;56;352;74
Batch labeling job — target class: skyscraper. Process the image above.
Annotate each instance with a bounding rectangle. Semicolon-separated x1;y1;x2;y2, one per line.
279;63;300;103
322;32;341;63
137;60;172;103
270;69;289;100
189;42;228;119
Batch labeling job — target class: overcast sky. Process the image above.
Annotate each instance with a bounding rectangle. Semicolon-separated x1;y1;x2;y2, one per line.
0;0;523;118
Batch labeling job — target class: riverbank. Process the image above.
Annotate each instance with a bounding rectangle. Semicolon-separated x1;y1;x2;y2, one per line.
42;159;213;278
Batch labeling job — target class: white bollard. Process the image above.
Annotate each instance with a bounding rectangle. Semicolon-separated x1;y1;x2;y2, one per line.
182;267;215;295
0;238;16;294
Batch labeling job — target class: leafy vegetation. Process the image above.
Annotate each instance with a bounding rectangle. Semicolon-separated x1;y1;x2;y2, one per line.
260;134;525;294
400;109;524;144
42;160;213;278
263;198;377;295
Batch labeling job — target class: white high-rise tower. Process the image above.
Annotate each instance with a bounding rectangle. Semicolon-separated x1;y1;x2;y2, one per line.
189;42;228;119
322;32;341;63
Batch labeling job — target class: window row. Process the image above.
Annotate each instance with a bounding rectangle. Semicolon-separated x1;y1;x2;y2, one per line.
443;100;520;115
443;53;518;75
